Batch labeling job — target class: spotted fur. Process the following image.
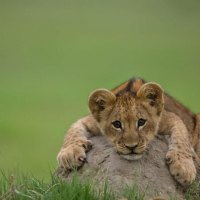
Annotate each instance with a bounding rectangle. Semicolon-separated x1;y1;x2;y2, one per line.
57;78;200;186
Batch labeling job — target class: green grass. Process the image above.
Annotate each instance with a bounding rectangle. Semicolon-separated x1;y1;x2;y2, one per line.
123;185;145;200
0;172;199;200
0;0;200;180
185;180;200;200
0;172;115;200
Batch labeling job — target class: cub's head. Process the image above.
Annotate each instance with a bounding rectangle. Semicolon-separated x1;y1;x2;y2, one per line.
88;81;164;160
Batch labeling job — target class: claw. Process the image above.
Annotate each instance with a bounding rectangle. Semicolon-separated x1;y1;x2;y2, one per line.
165;157;172;164
79;156;86;162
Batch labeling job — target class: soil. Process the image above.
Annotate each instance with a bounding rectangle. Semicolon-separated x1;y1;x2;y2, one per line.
56;135;196;200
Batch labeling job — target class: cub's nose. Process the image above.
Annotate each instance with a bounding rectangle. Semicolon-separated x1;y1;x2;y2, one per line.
125;144;138;151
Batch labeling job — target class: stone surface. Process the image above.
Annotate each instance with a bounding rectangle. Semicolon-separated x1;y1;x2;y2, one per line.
57;135;187;200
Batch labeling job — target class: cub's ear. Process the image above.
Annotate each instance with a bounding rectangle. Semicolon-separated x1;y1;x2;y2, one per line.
137;82;164;115
88;89;116;121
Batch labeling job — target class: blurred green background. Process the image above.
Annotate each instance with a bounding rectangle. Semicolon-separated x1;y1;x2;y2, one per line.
0;0;200;179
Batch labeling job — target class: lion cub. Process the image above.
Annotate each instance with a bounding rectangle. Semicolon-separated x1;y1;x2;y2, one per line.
57;78;200;186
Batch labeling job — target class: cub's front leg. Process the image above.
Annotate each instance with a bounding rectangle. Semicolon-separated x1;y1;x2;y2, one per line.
57;115;101;170
159;111;196;186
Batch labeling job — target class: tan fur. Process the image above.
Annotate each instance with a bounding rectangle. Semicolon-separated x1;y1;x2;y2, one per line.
112;81;129;94
57;78;199;186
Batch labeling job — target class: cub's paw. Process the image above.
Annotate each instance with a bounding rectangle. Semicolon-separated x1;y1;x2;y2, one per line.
166;150;196;186
57;139;92;170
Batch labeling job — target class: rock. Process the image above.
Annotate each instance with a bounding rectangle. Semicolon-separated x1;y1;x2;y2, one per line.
57;135;186;200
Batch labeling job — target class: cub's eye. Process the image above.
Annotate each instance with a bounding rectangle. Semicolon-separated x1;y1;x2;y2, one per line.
137;118;146;127
112;120;122;129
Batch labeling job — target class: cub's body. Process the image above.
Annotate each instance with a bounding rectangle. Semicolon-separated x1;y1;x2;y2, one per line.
57;78;200;185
